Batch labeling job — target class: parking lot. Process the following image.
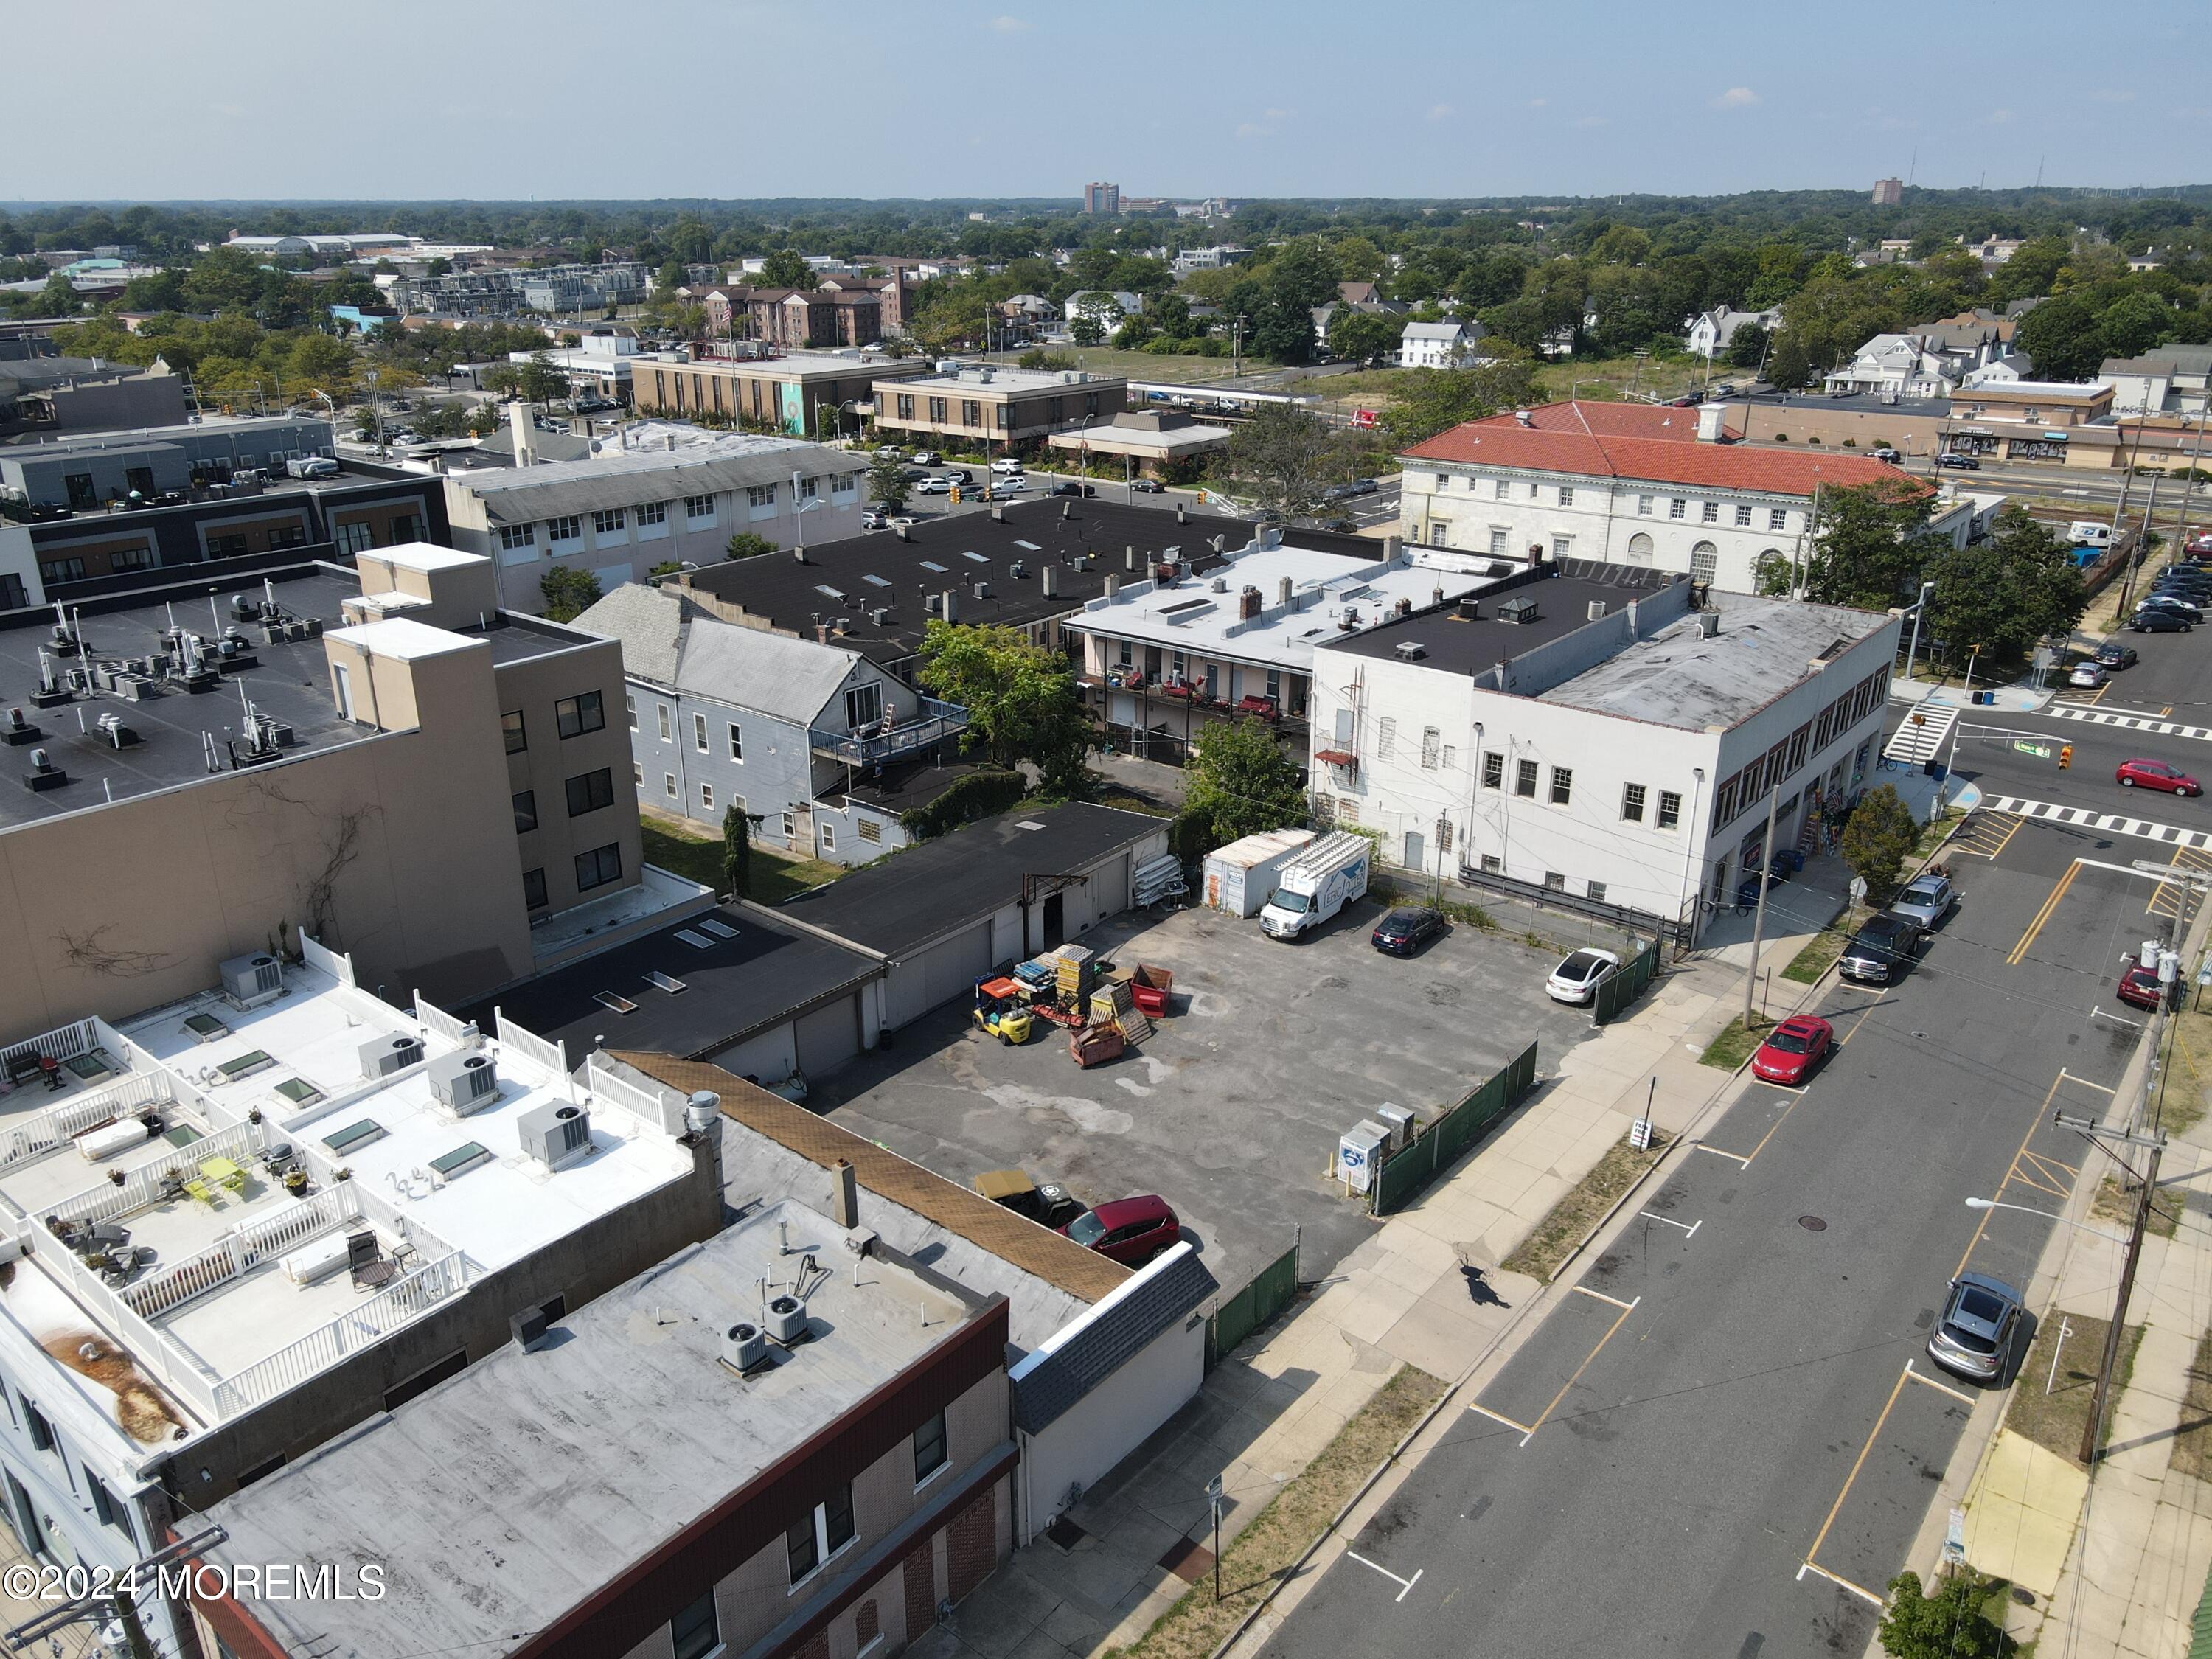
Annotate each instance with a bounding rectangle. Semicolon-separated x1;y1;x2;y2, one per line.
809;894;1607;1296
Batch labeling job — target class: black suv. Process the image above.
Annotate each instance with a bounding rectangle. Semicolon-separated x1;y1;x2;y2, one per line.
1838;913;1924;984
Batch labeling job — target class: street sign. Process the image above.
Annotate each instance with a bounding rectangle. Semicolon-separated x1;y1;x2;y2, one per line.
1630;1117;1654;1152
1353;408;1377;429
2013;740;2053;759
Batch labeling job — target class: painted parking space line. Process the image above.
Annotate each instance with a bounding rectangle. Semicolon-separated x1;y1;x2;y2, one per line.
1466;1401;1535;1435
1905;1360;1978;1407
1796;1559;1887;1608
1516;1293;1641;1444
1956;1072;2082;1277
1639;1211;1701;1237
1800;1355;1972;1604
1344;1552;1424;1602
1951;810;2025;860
1980;795;2212;849
2008;1149;2079;1200
1692;1141;1752;1166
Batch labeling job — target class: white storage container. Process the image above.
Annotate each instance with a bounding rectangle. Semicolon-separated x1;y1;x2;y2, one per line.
1202;828;1317;918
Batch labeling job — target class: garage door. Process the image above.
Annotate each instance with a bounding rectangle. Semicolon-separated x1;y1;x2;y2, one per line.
917;924;993;1018
794;997;858;1079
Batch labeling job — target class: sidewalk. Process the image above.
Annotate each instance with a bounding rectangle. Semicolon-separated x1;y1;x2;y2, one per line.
915;917;1823;1659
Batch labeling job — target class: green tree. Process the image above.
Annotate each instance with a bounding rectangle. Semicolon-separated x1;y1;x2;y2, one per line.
721;804;753;899
724;532;776;560
2098;291;2175;360
1752;550;1795;595
540;566;602;622
2015;294;2103;380
1876;1571;2006;1659
1325;309;1402;366
915;620;1091;796
757;248;814;290
1380;358;1540;448
1221;403;1349;522
181;247;265;314
1801;479;1939;608
1725;322;1770;371
1182;719;1307;846
516;351;568;404
1840;785;1921;907
1765;329;1816;391
866;449;911;511
1070;313;1105;347
285;331;356;397
1920;507;2085;666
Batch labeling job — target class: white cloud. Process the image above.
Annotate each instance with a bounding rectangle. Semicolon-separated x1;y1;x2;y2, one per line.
988;14;1029;31
1265;107;1291;121
1712;86;1759;109
1237;107;1293;140
1425;103;1453;122
1527;97;1547;108
1574;115;1607;129
1986;107;2016;125
1234;122;1267;139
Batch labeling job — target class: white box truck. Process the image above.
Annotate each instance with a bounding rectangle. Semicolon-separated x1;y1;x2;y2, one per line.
2070;521;2115;548
1203;828;1316;918
1259;830;1371;941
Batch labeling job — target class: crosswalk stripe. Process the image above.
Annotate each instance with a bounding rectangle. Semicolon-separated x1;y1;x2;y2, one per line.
1980;794;2212;848
2045;705;2212;742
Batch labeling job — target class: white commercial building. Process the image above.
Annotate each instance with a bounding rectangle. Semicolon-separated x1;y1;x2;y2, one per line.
1397;399;1940;595
1308;566;1900;941
442;423;863;613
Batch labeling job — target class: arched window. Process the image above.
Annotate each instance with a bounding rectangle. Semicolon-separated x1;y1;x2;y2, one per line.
1625;532;1654;566
1691;540;1719;584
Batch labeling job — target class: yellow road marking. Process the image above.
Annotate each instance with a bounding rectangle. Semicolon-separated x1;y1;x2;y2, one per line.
1905;1361;1978;1406
1956;1074;2072;1277
1571;1284;1636;1312
2011;1149;2079;1199
1806;1363;1911;1565
2059;1069;2116;1095
2008;862;2081;965
1522;1295;1641;1442
1952;810;2024;860
1693;1142;1752;1165
1798;1559;1888;1608
1466;1401;1533;1434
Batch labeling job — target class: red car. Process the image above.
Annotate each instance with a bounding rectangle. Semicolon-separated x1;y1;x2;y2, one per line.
2116;758;2203;796
1061;1194;1180;1265
1750;1015;1834;1086
2117;957;2166;1012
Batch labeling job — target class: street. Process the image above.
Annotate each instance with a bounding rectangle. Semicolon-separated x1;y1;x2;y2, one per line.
1255;652;2212;1655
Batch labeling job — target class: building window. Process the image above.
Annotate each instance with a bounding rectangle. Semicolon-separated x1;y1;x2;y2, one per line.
23;1400;53;1452
1559;485;1575;507
782;811;796;839
747;484;777;509
1489;528;1508;556
914;1410;949;1484
1770;508;1787;531
1420;727;1441;770
335;521;375;554
1549;766;1572;805
728;722;744;761
501;711;526;754
637;501;667;527
633;762;643;785
566;768;614;817
206;533;249;557
1587;880;1608;902
575;844;623;891
1494;478;1509;499
1481;854;1503;873
521;867;548;910
1621;783;1646;821
1669;498;1686;520
657;703;671;742
961;399;981;426
512;790;537;834
38;558;86;585
1551;536;1571;560
787;1484;857;1587
1733;504;1752;526
671;1591;720;1659
895;394;915;421
821;824;837;852
858;818;883;844
1657;790;1683;830
1475;750;1499;790
1543;871;1565;891
1700;500;1719;524
1376;717;1396;762
1690;543;1719;583
700;782;714;811
663;773;678;799
693;712;709;753
625;693;637;731
556;691;605;738
1515;758;1538;798
591;508;626;535
928;397;949;422
1636;495;1652;516
684;494;715;520
499;523;535;552
548;515;582;543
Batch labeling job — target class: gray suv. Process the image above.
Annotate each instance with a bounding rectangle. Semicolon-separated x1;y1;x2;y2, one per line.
1927;1272;2025;1382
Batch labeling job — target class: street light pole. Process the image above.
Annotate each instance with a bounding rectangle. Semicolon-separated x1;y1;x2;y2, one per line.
1677;767;1706;951
1937;647;1978;813
1903;580;1935;684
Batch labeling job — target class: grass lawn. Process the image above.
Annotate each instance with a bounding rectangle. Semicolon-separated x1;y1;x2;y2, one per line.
2088;1172;2181;1240
1022;347;1239;385
639;815;845;907
1700;1015;1771;1070
1781;922;1856;985
2006;1312;2144;1461
1111;1364;1445;1659
1500;1133;1666;1281
2162;1001;2212;1139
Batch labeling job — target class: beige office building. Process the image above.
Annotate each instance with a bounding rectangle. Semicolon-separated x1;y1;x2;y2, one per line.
874;364;1128;452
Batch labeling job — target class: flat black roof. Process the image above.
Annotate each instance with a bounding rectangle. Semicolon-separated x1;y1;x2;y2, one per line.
681;498;1380;668
0;563;583;829
780;801;1165;957
462;902;880;1064
1327;563;1686;678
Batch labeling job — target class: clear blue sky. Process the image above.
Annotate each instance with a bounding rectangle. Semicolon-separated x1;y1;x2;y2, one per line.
13;0;2207;202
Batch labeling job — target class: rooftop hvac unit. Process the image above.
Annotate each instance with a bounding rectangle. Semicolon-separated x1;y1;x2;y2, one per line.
1587;600;1607;621
219;952;284;1009
359;1032;425;1079
765;1293;808;1344
518;1100;592;1170
428;1051;500;1113
721;1321;769;1373
1392;641;1427;661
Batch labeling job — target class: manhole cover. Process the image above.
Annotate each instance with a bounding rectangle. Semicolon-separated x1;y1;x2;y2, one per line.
1798;1215;1828;1231
2011;1587;2036;1607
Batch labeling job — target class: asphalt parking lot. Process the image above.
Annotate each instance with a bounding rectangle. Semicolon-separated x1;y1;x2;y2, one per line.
808;894;1604;1296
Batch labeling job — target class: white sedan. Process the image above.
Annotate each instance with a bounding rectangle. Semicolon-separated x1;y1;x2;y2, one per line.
2067;661;2106;689
1545;948;1622;1006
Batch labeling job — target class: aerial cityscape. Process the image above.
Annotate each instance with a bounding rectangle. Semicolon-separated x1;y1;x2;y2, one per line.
4;4;2212;1657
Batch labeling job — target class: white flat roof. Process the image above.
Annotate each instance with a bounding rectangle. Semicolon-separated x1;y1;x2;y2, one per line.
325;617;485;661
371;542;488;574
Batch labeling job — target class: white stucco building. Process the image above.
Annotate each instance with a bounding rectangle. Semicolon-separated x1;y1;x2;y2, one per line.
1395;399;1932;595
1307;565;1901;941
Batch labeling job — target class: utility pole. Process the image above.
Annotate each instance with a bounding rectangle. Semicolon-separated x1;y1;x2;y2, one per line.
1231;313;1247;380
2063;1118;2165;1465
1743;785;1781;1027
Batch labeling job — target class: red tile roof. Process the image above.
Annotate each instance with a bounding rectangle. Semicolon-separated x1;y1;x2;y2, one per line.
1402;400;1918;499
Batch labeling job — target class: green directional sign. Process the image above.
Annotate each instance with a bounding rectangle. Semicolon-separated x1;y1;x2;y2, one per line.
2013;741;2053;759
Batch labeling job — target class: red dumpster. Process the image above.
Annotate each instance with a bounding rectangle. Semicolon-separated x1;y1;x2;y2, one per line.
1128;964;1173;1018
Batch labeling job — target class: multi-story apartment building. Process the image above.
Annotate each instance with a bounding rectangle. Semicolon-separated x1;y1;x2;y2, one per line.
872;364;1128;454
441;432;865;613
0;417;338;512
0;544;672;1044
632;347;932;437
389;262;649;319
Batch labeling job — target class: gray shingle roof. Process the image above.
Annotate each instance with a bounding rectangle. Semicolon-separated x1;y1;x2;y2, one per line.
450;437;846;525
572;580;863;724
1010;1245;1220;1434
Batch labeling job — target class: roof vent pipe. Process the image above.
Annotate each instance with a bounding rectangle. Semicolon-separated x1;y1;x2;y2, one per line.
1125;546;1138;571
831;1158;859;1228
1279;576;1293;605
941;588;959;624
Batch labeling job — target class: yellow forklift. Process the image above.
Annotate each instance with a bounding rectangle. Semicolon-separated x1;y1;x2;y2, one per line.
972;977;1034;1046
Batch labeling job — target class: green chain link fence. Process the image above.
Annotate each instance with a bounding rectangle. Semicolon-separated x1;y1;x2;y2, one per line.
1371;1040;1540;1216
1592;936;1662;1025
1205;1235;1301;1368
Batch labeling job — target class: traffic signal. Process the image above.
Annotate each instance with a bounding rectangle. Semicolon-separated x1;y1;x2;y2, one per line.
2059;744;2073;769
948;487;961;504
